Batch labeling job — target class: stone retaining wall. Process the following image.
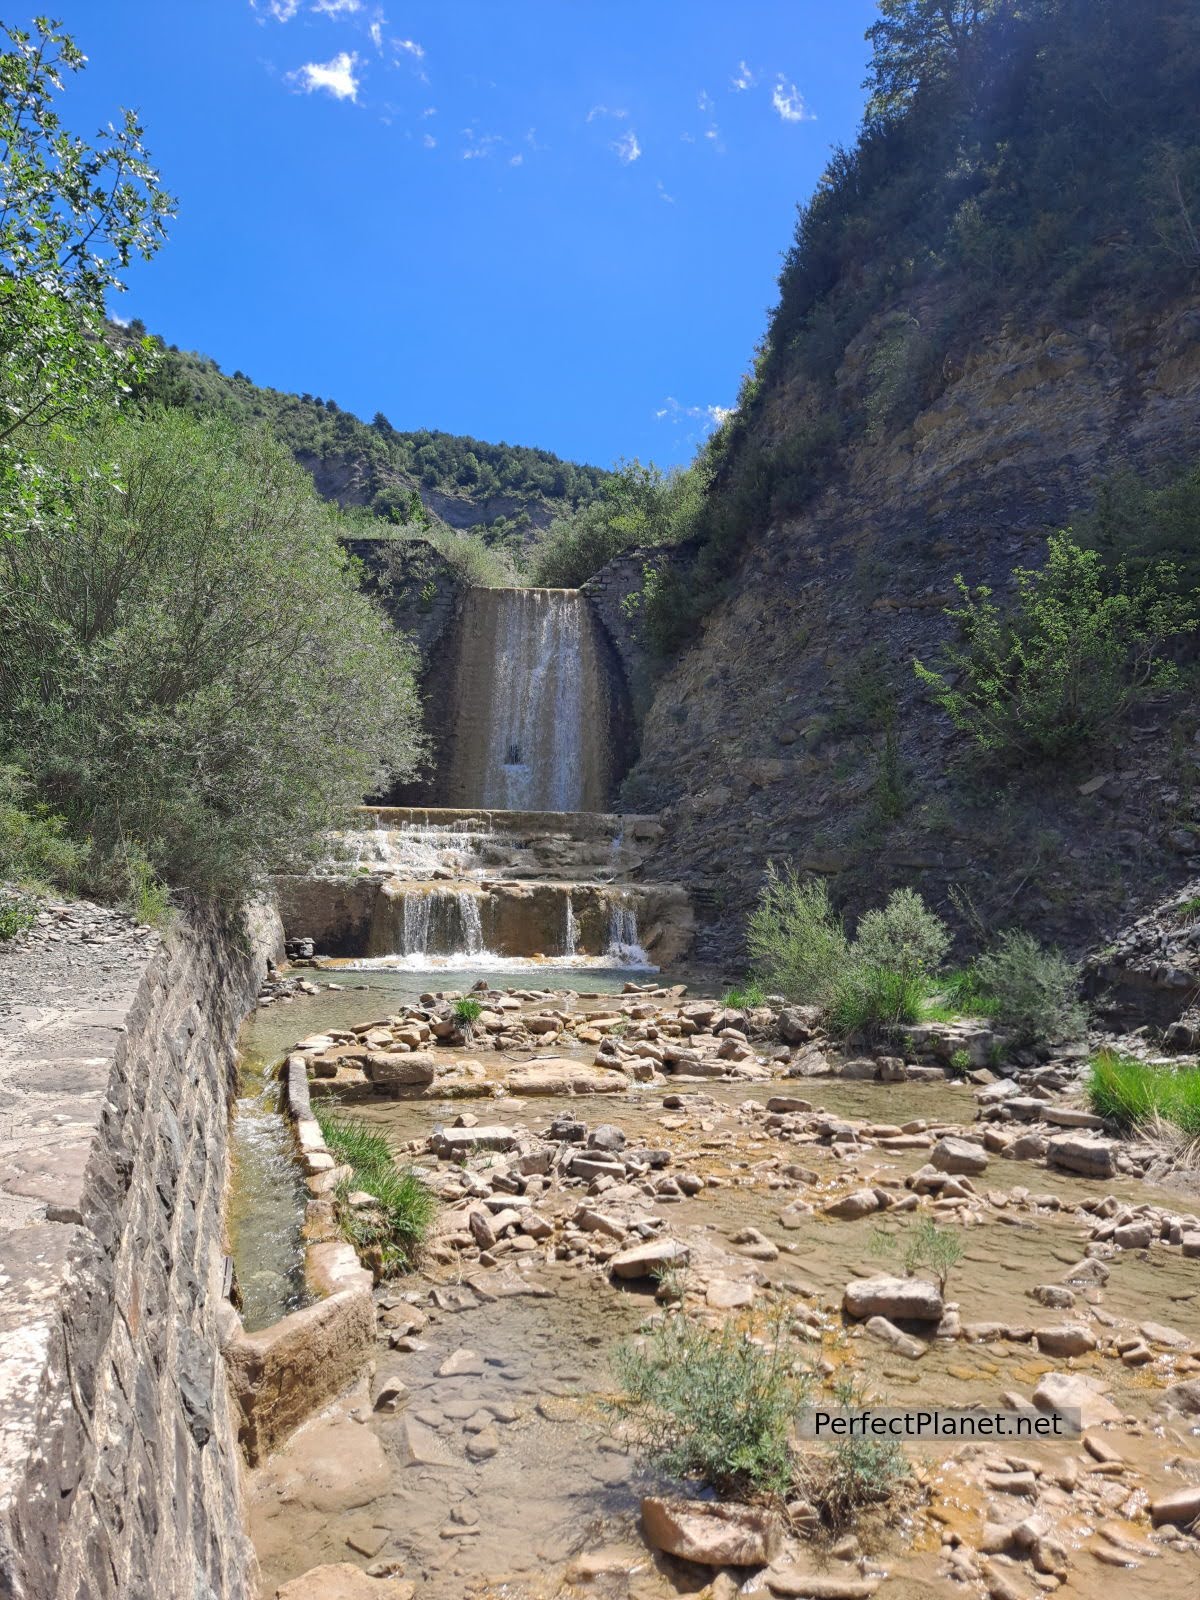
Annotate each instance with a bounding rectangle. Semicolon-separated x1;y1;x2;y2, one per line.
0;900;283;1600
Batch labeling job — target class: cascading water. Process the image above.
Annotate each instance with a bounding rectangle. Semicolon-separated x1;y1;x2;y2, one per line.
443;589;614;811
605;892;644;963
367;885;488;959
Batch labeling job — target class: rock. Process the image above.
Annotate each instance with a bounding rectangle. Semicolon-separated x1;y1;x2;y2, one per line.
275;1565;414;1600
436;1348;485;1377
706;1280;755;1310
1158;1378;1200;1416
395;1416;454;1467
610;1239;689;1279
640;1496;782;1567
364;1051;436;1089
823;1189;883;1220
372;1376;409;1413
766;1571;881;1598
1032;1371;1119;1429
465;1425;500;1461
1113;1221;1154;1250
778;1006;821;1044
931;1136;989;1175
430;1125;516;1156
864;1316;928;1358
1149;1485;1200;1529
1046;1134;1117;1178
842;1276;943;1323
1181;1230;1200;1258
1035;1324;1097;1357
1031;1285;1075;1309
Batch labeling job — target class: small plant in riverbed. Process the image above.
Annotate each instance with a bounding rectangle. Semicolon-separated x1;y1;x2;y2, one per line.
871;1217;966;1295
827;966;925;1038
947;1047;972;1079
314;1110;436;1275
453;996;484;1038
609;1314;809;1498
801;1375;910;1532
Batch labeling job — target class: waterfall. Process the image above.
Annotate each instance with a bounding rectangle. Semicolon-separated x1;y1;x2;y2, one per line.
605;892;644;962
368;886;488;959
564;891;578;957
443;589;614;812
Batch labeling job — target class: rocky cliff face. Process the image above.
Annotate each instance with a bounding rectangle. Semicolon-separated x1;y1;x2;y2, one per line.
624;295;1200;964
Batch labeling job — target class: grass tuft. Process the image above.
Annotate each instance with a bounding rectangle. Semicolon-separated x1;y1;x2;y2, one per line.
314;1109;436;1274
1086;1050;1200;1137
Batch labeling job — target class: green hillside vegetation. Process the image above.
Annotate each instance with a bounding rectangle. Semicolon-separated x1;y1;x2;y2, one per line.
124;328;608;553
542;0;1200;650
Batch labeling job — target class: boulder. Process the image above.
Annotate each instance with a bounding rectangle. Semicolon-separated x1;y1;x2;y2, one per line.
1032;1371;1119;1429
364;1051;436;1090
1035;1324;1097;1357
1149;1485;1200;1529
1046;1134;1117;1179
930;1136;988;1176
823;1189;883;1221
275;1566;414;1600
641;1496;782;1567
842;1276;943;1323
429;1125;516;1156
1112;1220;1154;1250
610;1239;690;1279
864;1316;928;1359
778;1006;821;1044
1158;1378;1200;1417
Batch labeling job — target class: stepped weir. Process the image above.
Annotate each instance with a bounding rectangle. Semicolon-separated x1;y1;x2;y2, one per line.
275;587;693;967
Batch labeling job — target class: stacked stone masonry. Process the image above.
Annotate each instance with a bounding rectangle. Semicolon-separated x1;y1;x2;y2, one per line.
0;901;282;1600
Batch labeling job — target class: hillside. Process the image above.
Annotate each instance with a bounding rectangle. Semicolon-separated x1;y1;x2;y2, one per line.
608;0;1200;961
123;329;608;551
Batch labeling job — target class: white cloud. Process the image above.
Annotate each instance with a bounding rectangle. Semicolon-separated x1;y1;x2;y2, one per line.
287;50;361;100
587;104;628;123
421;105;437;117
369;19;383;49
311;0;360;13
461;129;502;160
251;0;301;19
732;60;755;90
612;129;641;164
111;312;130;327
772;77;814;123
422;133;437;148
656;179;675;204
698;89;714;112
655;396;731;431
394;37;425;60
510;153;524;166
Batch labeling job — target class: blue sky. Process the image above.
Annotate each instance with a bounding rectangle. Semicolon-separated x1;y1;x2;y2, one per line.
60;1;879;469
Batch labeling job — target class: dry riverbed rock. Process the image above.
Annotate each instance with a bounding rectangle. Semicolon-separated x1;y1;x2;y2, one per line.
641;1496;782;1566
276;1566;414;1600
843;1275;944;1323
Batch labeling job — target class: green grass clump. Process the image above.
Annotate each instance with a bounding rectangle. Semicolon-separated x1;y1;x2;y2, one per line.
314;1109;436;1274
1086;1051;1200;1137
827;966;924;1038
610;1315;809;1499
453;996;484;1028
723;980;768;1008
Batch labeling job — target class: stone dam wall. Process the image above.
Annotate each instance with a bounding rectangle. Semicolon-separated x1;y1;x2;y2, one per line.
0;899;283;1600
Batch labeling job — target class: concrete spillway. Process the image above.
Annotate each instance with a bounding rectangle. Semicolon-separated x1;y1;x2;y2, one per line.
442;588;615;812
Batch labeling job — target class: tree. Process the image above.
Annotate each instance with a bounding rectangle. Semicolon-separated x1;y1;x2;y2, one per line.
0;409;425;899
865;1;1001;118
0;18;173;534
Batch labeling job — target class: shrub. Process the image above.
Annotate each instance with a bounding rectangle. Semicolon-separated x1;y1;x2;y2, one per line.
1086;1050;1200;1137
746;865;848;1006
801;1377;909;1533
610;1314;808;1498
0;765;85;891
0;893;36;941
948;1047;972;1079
0;410;425;901
914;533;1195;764
827;966;925;1038
453;996;484;1026
314;1110;436;1274
975;930;1086;1045
853;888;950;979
